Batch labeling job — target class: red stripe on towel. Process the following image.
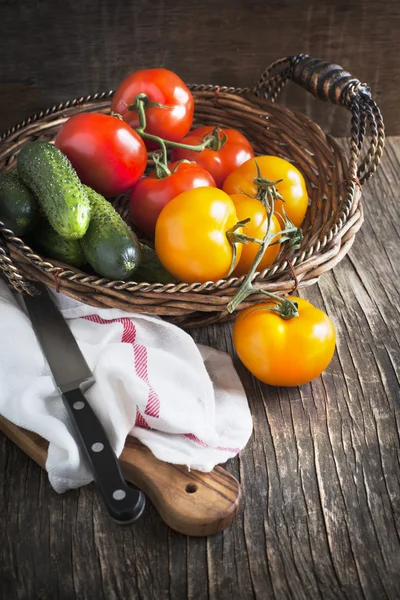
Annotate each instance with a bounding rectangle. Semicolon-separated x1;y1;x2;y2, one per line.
82;314;160;418
81;314;239;454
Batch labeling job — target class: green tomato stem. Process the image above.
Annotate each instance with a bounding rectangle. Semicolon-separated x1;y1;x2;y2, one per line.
171;159;192;173
226;218;251;277
134;99;169;166
227;181;300;318
152;153;172;179
163;135;216;152
132;95;222;179
133;94;219;153
202;127;228;151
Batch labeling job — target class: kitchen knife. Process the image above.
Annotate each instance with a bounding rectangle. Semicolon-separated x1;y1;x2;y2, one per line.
22;282;145;524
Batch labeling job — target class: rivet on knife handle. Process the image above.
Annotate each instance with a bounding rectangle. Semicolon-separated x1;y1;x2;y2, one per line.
62;387;145;523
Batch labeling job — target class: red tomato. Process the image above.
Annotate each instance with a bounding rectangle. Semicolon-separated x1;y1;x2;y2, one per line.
171;126;254;187
111;68;194;144
130;161;216;238
55;113;147;197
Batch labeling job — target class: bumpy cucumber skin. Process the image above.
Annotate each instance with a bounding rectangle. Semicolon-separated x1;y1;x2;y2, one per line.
81;187;141;280
135;243;177;283
17;141;90;240
0;170;39;235
31;220;86;268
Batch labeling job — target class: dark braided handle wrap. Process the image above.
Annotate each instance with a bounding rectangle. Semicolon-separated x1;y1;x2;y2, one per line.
291;56;361;104
254;54;385;184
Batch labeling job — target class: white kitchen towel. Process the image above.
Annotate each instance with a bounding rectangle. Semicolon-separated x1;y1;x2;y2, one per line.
0;279;252;493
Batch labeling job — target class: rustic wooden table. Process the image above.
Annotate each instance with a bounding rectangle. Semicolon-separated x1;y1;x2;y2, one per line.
1;136;399;599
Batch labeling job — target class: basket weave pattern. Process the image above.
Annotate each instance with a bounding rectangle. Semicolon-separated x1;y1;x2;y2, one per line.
0;55;384;327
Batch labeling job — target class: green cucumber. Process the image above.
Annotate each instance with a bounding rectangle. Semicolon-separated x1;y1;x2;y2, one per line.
17;141;90;240
81;187;141;280
135;243;178;283
0;170;39;235
31;220;86;268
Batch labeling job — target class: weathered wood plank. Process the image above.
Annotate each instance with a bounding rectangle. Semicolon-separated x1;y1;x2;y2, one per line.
0;0;399;135
1;139;400;600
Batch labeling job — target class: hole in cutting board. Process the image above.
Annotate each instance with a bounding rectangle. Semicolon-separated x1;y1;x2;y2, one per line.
185;484;197;494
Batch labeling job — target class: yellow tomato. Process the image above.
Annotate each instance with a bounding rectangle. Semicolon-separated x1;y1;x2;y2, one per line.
155;187;242;283
230;193;281;277
223;156;308;227
233;297;336;386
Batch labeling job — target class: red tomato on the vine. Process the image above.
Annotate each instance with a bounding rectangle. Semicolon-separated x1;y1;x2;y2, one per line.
111;68;194;144
55;113;147;197
171;126;254;187
130;161;216;238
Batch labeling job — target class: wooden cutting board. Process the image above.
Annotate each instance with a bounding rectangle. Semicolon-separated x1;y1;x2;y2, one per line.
0;415;241;536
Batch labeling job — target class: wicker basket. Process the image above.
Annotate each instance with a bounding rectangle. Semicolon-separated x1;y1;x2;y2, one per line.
0;55;384;328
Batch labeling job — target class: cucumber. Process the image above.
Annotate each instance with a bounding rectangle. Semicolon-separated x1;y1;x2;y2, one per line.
81;187;141;280
31;220;86;268
135;243;178;284
17;141;90;240
0;170;39;235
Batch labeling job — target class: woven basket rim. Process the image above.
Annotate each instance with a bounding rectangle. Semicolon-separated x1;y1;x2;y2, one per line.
0;88;356;296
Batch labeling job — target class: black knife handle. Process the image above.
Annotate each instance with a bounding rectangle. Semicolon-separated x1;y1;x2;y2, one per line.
62;388;145;524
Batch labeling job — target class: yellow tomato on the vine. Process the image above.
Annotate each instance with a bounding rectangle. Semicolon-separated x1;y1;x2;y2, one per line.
230;193;282;277
223;156;308;228
233;297;336;386
155;187;242;283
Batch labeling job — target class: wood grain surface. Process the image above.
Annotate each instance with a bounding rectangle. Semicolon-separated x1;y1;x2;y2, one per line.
0;0;399;135
0;417;242;537
1;138;399;598
0;7;400;595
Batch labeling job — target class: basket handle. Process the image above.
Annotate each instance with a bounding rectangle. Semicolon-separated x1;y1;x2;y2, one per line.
0;225;37;295
254;54;384;185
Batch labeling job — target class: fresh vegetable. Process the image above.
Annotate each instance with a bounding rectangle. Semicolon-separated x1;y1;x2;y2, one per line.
155;187;243;284
81;187;141;280
111;68;194;146
129;160;216;238
223;156;308;227
233;297;336;386
17;142;90;240
134;243;177;284
230;193;281;277
0;170;39;235
55;113;147;197
171;126;254;187
31;220;86;268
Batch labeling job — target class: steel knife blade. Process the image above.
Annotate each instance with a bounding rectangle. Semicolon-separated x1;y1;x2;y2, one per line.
23;282;145;524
